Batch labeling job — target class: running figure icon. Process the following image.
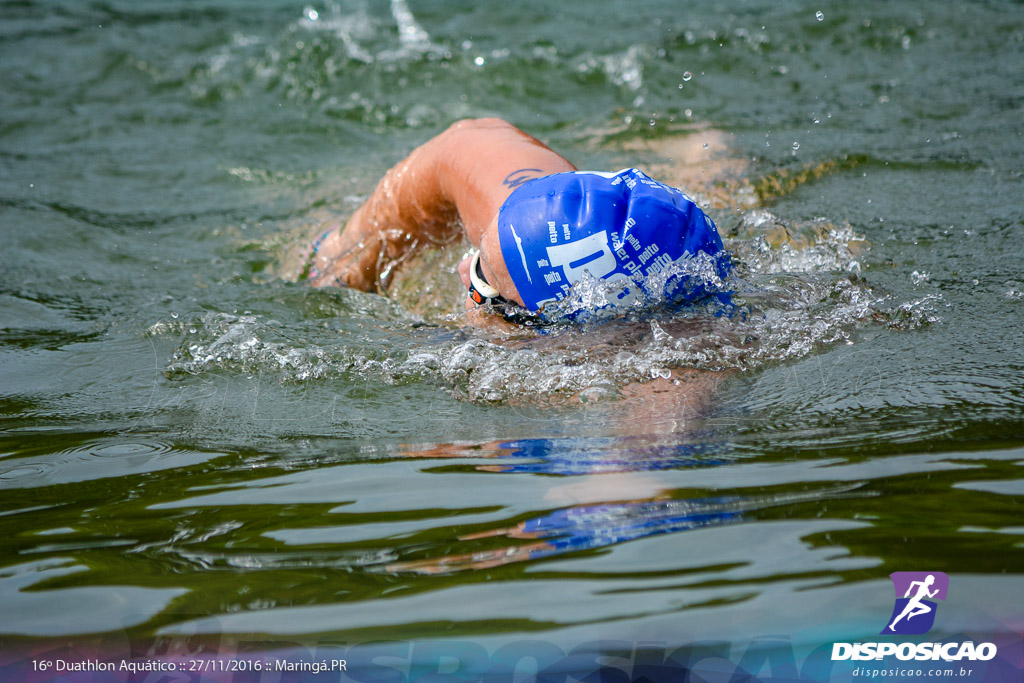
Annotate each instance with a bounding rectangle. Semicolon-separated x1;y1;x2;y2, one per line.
888;574;939;631
881;571;949;635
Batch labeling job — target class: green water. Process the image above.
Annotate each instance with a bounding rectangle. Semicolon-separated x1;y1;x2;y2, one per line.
1;0;1022;669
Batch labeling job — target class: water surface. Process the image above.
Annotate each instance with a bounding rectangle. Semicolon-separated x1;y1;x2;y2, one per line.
1;0;1022;678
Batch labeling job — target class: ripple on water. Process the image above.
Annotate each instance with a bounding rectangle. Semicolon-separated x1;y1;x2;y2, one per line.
0;438;215;488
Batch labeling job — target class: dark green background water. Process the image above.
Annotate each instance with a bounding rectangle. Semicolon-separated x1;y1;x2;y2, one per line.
1;0;1022;657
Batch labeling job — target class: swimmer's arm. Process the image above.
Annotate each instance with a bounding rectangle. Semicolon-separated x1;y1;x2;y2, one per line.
311;118;575;291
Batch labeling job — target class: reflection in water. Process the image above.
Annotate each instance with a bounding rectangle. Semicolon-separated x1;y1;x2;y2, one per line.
386;496;744;574
428;435;728;475
391;435;734;573
388;435;865;574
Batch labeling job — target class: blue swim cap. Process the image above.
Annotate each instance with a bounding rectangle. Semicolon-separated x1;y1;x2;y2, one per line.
497;168;727;318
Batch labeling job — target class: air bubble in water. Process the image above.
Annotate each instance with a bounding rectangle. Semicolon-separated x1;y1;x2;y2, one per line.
816;11;824;21
682;71;692;81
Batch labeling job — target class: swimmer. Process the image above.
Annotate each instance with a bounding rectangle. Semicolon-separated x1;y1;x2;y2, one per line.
308;118;727;324
888;574;940;632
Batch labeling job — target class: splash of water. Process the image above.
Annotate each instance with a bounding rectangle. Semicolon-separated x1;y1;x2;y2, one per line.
161;209;933;403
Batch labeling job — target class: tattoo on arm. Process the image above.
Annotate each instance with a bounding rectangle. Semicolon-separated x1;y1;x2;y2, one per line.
503;168;544;190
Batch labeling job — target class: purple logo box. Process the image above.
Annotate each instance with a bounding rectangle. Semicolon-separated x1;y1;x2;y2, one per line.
881;571;950;635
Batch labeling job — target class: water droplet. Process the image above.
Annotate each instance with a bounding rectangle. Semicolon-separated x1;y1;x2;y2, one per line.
682;71;692;82
649;118;656;127
815;10;824;21
792;141;800;150
703;143;709;149
188;328;196;334
812;116;821;124
684;108;692;118
171;312;178;319
473;56;485;66
304;7;319;21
